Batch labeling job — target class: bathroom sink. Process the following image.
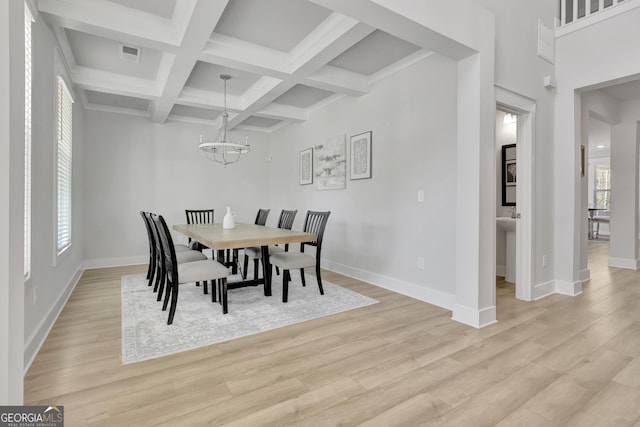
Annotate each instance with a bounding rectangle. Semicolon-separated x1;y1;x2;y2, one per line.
496;217;516;231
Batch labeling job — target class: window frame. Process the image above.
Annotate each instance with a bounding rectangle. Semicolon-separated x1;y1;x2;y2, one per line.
24;4;33;280
593;163;611;210
53;49;74;265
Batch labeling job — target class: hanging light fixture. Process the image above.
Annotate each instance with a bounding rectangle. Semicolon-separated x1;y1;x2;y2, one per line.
199;74;249;166
503;113;517;124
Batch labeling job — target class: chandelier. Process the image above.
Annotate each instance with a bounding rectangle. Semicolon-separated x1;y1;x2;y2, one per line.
199;74;250;166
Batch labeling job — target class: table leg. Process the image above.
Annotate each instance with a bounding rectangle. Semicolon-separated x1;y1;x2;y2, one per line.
261;245;272;296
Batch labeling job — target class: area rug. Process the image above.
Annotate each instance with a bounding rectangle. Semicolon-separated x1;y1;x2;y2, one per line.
121;273;378;364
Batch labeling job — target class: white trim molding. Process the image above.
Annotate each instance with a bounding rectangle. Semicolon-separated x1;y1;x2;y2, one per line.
323;259;456;311
608;257;640;270
24;265;83;372
533;281;555;300
84;255;147;270
555;280;583;296
451;304;497;329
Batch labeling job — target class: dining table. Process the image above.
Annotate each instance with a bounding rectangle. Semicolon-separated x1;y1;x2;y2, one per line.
172;222;316;296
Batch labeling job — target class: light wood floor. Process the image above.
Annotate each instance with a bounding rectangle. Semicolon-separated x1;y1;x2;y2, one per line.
25;242;640;426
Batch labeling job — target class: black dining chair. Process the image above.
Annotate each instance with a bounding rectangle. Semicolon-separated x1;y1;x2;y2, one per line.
152;214;230;324
228;208;269;276
140;211;191;288
269;211;330;303
242;209;296;280
147;212;211;301
185;209;214;252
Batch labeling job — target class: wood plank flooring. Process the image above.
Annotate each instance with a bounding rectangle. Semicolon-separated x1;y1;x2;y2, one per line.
24;242;640;425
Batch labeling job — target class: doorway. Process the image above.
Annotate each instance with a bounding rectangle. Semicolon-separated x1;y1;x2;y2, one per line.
495;109;517;297
495;86;536;302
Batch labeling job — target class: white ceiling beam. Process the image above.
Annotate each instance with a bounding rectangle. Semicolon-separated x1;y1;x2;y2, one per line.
72;66;159;99
369;49;434;84
150;0;229;123
303;65;370;96
228;14;374;128
255;104;308;122
310;0;474;60
84;103;151;119
177;87;242;112
289;14;374;73
201;34;291;79
38;0;180;52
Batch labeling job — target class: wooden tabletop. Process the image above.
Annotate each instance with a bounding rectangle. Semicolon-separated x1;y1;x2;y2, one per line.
173;223;316;250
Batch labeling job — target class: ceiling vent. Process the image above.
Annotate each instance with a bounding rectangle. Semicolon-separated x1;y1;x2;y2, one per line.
119;44;140;63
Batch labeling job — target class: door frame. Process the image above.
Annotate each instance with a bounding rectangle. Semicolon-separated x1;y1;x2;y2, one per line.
496;86;536;301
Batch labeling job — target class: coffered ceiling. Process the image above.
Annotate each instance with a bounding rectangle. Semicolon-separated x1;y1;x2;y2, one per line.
37;0;432;132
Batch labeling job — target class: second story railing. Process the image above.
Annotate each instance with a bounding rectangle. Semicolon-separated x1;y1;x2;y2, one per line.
560;0;626;26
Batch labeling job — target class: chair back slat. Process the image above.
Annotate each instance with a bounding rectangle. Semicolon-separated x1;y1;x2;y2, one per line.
185;209;214;224
277;209;297;230
152;214;178;278
255;208;270;226
302;211;330;249
140;211;155;253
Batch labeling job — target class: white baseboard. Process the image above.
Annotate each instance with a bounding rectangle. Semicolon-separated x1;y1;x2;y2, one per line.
84;255;147;270
496;264;505;277
533;280;555;300
451;304;497;329
322;259;456;311
24;265;84;373
555;279;583;296
608;257;640;270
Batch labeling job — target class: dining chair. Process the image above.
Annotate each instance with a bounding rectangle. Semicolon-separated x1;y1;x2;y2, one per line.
148;212;211;302
229;208;269;278
592;211;610;240
185;209;214;252
242;209;296;280
269;211;330;303
140;211;191;287
152;214;230;324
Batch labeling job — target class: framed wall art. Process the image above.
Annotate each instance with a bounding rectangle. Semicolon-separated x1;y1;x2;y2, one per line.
350;131;372;180
502;143;516;206
314;134;346;190
300;148;313;185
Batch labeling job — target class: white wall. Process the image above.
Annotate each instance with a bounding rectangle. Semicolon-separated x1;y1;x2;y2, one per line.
269;54;458;307
23;14;86;369
82;112;272;266
555;5;640;290
478;0;558;291
1;0;25;405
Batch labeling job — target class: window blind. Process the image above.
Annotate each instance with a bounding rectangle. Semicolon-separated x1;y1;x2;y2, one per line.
56;76;73;254
24;5;32;277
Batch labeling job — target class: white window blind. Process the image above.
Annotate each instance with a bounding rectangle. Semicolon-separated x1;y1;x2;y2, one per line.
56;76;73;254
24;5;33;277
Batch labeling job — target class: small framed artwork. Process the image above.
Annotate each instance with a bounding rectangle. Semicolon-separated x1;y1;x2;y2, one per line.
502;143;516;206
300;148;313;185
505;160;517;185
350;131;372;180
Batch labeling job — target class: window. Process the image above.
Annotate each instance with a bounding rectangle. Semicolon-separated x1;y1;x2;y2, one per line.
24;5;33;278
56;76;73;255
593;164;611;209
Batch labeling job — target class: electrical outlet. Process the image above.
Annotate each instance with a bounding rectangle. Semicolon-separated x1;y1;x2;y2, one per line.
417;257;425;270
542;254;548;268
417;190;425;203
